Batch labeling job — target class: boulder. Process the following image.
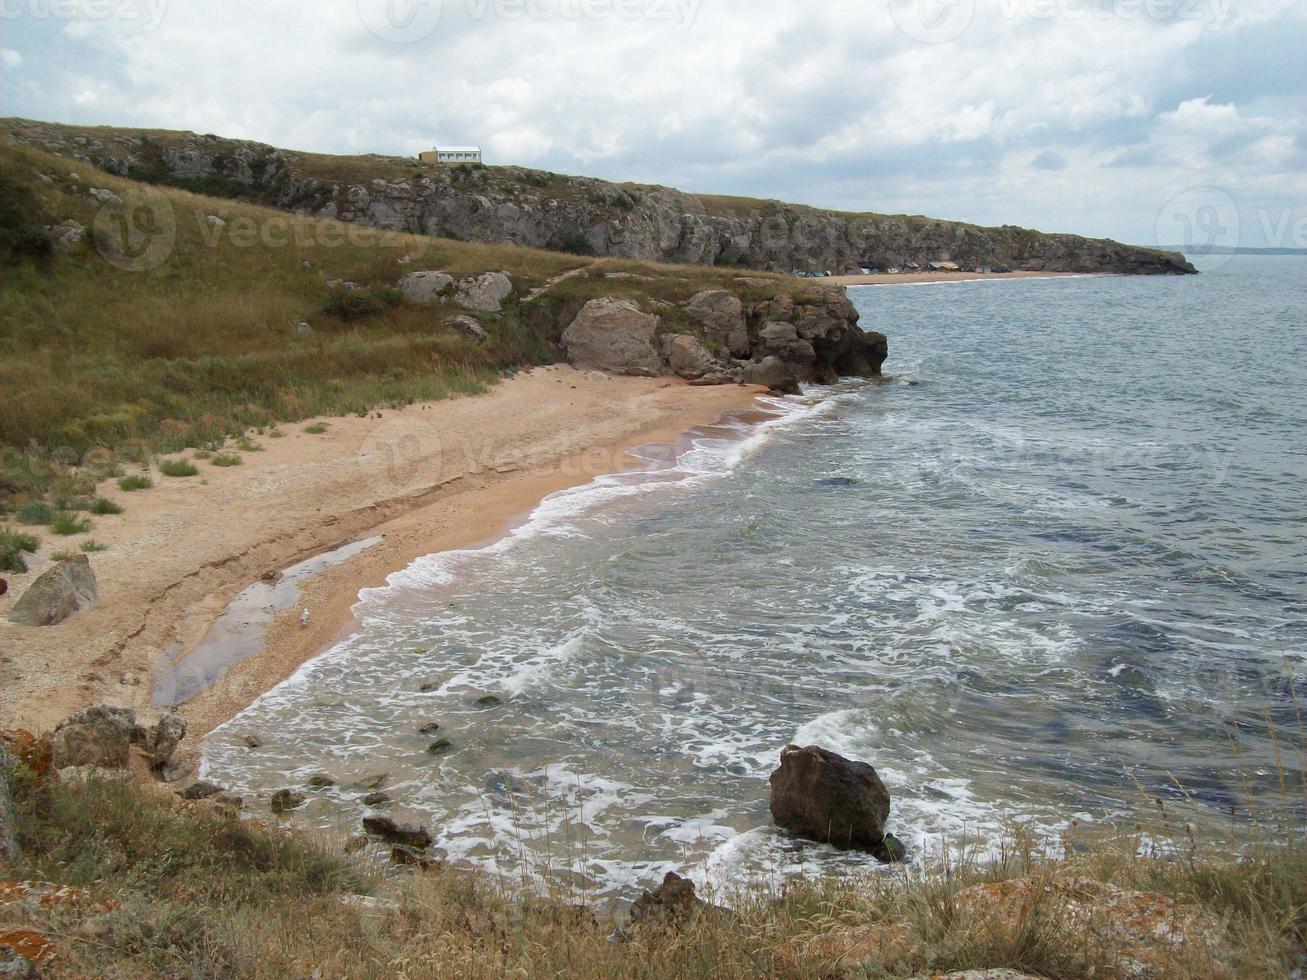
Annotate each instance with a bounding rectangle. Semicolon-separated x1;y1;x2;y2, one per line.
0;745;15;860
179;781;226;801
362;815;432;849
270;789;306;813
769;744;893;854
454;271;513;312
397;270;453;303
742;356;800;395
50;706;144;770
6;555;99;627
628;872;721;930
560;299;663;377
444;314;488;342
144;713;186;768
661;333;721;381
685;290;750;357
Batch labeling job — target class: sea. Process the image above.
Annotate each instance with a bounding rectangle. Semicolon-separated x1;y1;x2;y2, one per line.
200;255;1307;898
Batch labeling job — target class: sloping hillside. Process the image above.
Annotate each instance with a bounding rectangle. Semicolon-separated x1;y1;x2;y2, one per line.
3;118;1196;277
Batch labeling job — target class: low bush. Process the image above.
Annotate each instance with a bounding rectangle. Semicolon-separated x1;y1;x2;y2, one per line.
49;511;92;536
118;475;153;492
15;502;53;526
209;453;242;467
159;459;199;478
0;526;38;572
90;497;124;515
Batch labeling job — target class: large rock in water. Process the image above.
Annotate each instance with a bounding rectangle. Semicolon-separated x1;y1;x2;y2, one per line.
561;299;663;377
769;744;892;852
6;555;98;627
50;706;146;770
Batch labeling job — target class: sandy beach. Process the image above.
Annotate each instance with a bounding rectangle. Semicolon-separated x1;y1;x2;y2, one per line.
0;367;763;761
825;270;1085;287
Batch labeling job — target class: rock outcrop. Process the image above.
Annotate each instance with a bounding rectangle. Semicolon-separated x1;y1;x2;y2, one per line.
5;119;1198;277
397;270;453;303
5;554;98;627
769;744;903;860
560;299;664;377
454;271;513;312
50;706;142;770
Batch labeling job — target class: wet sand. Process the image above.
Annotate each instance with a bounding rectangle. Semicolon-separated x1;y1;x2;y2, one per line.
0;366;763;762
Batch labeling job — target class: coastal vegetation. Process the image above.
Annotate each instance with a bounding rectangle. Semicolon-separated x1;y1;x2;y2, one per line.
0;759;1303;978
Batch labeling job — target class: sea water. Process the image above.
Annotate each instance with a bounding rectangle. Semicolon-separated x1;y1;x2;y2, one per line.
201;255;1307;896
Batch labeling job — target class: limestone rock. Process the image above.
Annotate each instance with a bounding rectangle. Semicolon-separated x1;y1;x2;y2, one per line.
363;815;432;849
397;270;453;303
454;271;513;312
685;290;750;357
444;314;488;342
6;555;99;627
561;299;663;377
769;744;893;853
50;706;144;770
742;356;800;395
144;713;186;768
661;333;721;381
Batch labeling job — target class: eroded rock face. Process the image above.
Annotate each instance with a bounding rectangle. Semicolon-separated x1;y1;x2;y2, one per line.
50;706;144;770
8;121;1197;276
561;299;663;377
686;290;750;357
397;270;453;303
6;555;98;627
144;713;186;768
769;744;892;852
662;333;722;380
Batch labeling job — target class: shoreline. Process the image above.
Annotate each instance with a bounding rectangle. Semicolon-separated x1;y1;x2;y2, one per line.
824;270;1088;287
0;366;764;760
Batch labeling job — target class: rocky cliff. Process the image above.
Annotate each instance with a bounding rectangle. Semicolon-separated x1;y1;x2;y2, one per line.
3;119;1196;277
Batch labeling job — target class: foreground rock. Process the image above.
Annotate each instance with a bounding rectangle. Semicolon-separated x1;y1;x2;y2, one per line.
769;744;902;860
0;744;15;860
454;271;513;312
362;815;432;849
5;554;98;627
50;706;142;770
397;270;452;303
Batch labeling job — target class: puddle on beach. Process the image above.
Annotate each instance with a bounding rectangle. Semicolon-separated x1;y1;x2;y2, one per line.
152;536;384;707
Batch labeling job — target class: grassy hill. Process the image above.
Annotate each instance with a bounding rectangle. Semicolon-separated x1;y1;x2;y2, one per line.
0;139;801;538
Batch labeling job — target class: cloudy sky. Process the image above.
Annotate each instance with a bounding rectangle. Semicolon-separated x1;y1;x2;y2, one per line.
2;0;1304;248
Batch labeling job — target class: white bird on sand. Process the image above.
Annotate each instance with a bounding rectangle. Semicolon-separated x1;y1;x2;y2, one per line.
300;608;310;626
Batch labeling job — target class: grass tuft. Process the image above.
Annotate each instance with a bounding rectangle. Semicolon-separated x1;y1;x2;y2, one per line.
159;459;199;478
89;497;124;515
302;423;330;435
49;511;92;536
118;474;153;492
15;502;53;526
0;525;39;572
80;538;108;553
209;453;243;468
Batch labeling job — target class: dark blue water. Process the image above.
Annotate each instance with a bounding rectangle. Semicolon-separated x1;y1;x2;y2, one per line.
204;256;1307;893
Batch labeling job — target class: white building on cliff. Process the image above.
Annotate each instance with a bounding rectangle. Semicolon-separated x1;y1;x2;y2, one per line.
419;146;482;164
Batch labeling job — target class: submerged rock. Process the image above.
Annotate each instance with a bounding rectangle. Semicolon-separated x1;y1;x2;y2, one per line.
363;815;432;849
6;555;99;627
768;744;895;855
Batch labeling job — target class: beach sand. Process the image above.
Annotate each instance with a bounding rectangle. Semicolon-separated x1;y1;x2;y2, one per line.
825;270;1084;287
0;366;763;760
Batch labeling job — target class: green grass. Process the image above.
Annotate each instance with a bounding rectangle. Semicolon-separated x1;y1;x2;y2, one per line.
15;501;53;526
159;459;199;478
302;423;329;435
80;538;107;552
89;497;124;515
209;452;243;467
236;436;264;452
48;511;92;535
0;525;38;572
118;474;153;491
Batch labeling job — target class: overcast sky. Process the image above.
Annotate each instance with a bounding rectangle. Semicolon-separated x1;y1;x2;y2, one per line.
2;0;1304;248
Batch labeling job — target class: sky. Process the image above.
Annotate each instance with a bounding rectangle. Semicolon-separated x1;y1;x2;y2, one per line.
1;0;1304;249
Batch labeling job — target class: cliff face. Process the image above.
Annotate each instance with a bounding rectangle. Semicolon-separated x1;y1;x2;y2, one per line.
4;119;1197;276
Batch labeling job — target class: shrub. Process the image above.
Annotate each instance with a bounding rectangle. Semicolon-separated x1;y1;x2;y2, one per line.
209;453;242;467
0;526;38;573
323;288;383;322
302;423;329;435
90;497;124;515
16;501;54;526
119;475;153;492
235;436;264;452
50;511;92;536
159;459;199;478
81;539;108;553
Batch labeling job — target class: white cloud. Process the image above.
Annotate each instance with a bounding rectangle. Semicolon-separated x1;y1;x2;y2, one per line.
0;49;23;68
